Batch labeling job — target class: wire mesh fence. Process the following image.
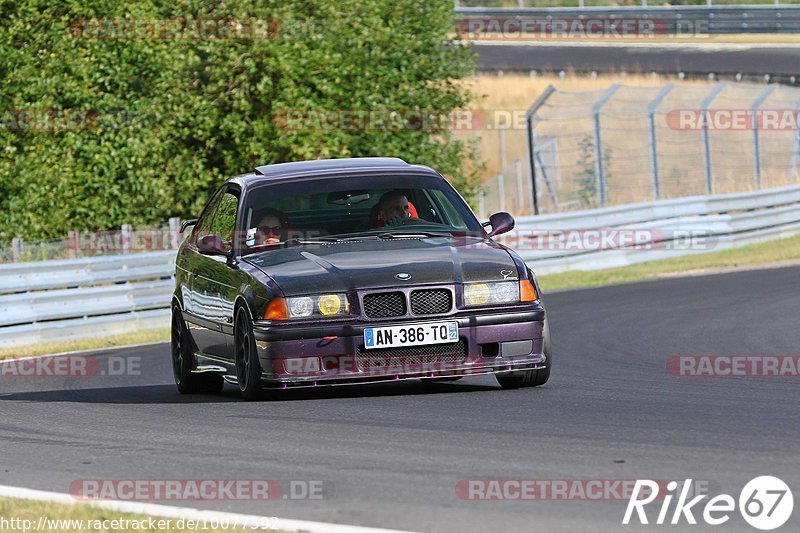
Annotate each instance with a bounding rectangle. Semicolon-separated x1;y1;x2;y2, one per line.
0;219;183;263
476;81;800;217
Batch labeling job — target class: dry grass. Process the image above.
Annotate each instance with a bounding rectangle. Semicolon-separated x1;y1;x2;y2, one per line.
0;498;269;533
0;328;169;359
538;232;800;291
459;73;800;214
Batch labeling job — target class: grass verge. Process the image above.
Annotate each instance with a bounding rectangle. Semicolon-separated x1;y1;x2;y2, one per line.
538;233;800;291
0;328;169;360
0;498;266;533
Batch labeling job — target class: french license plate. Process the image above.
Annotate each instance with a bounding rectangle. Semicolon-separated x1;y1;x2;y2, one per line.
363;321;459;350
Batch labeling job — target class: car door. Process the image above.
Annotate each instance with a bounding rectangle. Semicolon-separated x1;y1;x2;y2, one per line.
188;187;241;359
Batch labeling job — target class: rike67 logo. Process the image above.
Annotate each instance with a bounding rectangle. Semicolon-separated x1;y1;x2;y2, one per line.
624;476;794;530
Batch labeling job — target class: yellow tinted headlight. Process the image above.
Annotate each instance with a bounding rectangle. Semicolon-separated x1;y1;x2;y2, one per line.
317;294;344;316
464;283;490;306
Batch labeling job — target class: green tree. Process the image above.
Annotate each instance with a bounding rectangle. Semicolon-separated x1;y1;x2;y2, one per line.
0;0;479;243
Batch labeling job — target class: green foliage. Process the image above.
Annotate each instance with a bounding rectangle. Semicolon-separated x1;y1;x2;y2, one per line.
0;0;478;243
574;133;612;209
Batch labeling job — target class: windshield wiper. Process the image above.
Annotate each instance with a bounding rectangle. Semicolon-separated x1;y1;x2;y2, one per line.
377;231;453;239
282;237;342;246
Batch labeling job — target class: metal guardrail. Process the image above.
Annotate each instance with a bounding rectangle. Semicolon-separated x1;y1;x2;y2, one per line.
0;250;175;294
503;184;800;273
1;185;799;348
0;251;176;348
457;5;800;34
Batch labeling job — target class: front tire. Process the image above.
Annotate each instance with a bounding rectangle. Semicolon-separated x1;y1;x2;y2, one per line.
496;318;552;389
235;307;263;401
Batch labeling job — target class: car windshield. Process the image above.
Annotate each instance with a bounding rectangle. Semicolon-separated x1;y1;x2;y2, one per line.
240;173;482;254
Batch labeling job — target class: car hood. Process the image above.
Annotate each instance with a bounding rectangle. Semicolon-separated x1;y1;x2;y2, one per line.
244;237;518;295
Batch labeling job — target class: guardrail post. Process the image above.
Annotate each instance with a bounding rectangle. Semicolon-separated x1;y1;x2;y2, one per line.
168;217;181;249
11;237;22;262
525;84;557;215
647;83;674;201
121;224;132;254
592;84;621;207
751;85;777;189
700;83;727;194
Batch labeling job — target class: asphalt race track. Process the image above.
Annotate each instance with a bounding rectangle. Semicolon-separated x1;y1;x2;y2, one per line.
474;42;800;80
1;266;799;532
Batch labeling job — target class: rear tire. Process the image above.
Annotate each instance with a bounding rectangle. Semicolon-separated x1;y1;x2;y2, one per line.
496;318;552;389
235;307;263;401
172;306;223;394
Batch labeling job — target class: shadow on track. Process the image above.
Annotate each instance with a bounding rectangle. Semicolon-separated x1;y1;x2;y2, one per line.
0;380;501;404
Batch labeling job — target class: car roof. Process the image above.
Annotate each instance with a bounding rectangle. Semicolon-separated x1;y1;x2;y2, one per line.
225;157;441;190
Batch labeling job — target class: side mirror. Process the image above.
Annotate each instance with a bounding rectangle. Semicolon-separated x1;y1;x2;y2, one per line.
197;234;229;256
180;219;198;233
485;212;515;238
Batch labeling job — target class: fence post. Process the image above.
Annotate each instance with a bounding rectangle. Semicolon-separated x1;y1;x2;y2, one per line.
478;190;486;220
751;85;777;189
592;84;621;207
11;237;22;262
499;123;507;173
515;159;525;214
497;173;506;212
647;83;674;201
700;83;727;194
67;230;79;259
121;224;132;254
525;85;557;215
168;217;181;249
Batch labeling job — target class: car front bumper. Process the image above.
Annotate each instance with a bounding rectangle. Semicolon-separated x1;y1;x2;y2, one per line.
251;307;546;388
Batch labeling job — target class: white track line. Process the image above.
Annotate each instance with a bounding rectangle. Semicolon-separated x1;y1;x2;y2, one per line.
0;484;417;533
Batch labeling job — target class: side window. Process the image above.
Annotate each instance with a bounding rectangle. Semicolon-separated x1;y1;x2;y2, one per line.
430;190;467;228
193;190;224;239
209;192;239;244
